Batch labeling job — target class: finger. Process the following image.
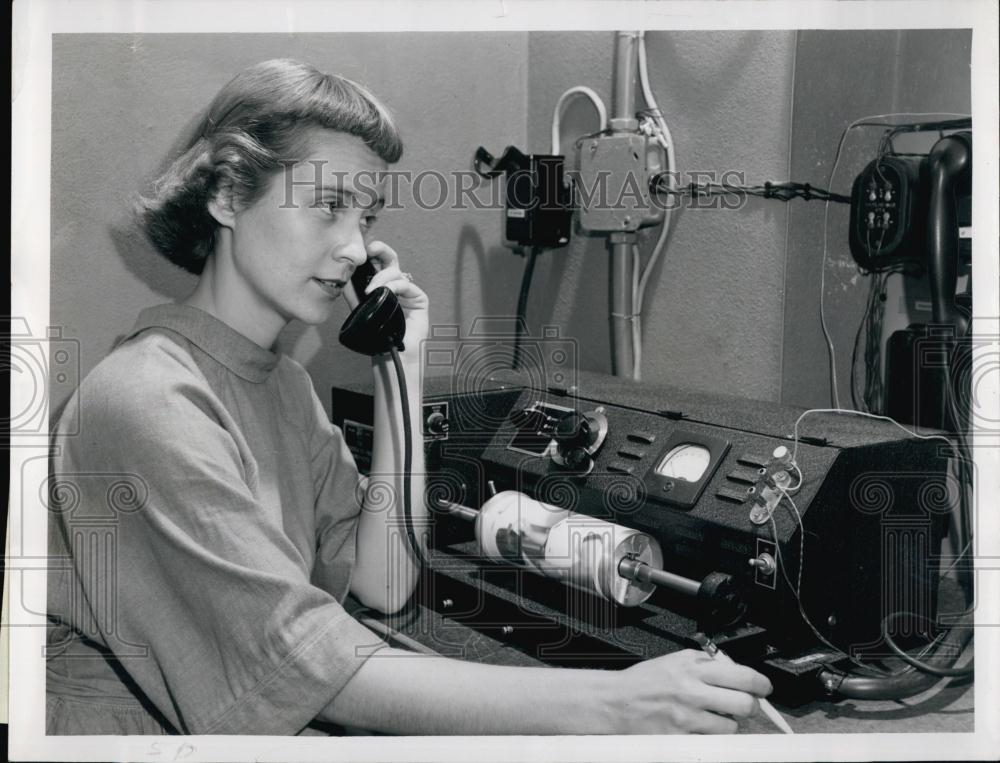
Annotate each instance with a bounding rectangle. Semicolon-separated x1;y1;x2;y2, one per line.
366;263;405;293
687;710;739;735
700;661;773;697
365;240;400;272
697;686;759;719
381;277;429;308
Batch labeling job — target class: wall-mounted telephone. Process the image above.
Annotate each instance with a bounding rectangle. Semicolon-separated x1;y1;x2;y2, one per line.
339;258;407;356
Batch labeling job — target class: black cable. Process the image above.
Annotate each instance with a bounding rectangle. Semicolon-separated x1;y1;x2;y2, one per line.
849;277;873;411
863;271;888;413
819;621;972;700
816;606;973;698
650;178;851;204
882;612;975;678
512;246;540;370
388;347;427;568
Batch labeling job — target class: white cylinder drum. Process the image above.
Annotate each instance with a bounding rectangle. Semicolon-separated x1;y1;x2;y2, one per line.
474;490;662;606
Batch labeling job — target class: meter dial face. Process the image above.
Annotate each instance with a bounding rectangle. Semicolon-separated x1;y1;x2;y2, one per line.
655;443;711;482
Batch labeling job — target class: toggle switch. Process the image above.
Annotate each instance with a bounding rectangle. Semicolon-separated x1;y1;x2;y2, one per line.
749;552;776;577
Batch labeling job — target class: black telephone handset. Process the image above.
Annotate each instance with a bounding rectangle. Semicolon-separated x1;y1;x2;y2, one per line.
339;258;427;567
339;259;407;355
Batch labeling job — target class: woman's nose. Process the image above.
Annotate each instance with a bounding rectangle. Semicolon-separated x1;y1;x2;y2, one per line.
334;224;368;268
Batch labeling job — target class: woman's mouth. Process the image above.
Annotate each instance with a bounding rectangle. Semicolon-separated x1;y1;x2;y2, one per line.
312;278;346;298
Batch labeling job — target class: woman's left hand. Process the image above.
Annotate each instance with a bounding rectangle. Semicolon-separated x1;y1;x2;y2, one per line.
355;240;429;360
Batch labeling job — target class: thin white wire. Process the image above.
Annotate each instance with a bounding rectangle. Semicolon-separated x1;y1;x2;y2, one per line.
550;86;608;155
788;406;961;469
819;112;972;409
631;32;677;381
787;405;968;558
767;493;882;670
636;33;676;317
775;482;971;670
770;489;923;674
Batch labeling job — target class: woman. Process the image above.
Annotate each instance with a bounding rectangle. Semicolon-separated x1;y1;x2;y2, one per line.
47;58;772;736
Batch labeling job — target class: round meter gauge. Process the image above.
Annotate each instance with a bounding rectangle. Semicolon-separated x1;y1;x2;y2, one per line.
655;443;711;482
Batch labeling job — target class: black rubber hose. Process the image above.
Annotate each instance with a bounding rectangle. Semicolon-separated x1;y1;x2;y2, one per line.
818;621;972;700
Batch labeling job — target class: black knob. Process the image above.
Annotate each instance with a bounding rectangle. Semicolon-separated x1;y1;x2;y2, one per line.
554;411;592;450
425;411;449;436
697;572;748;630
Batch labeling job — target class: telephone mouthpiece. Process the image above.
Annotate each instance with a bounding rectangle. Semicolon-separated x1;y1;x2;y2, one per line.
338;286;406;356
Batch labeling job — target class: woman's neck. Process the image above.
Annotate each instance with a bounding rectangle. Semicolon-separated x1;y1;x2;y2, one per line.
182;242;286;350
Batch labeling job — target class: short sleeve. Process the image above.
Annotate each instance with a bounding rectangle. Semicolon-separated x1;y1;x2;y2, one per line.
306;383;367;601
49;342;381;735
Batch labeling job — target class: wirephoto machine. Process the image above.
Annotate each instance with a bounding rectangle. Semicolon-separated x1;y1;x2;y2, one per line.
329;30;974;714
333;362;960;704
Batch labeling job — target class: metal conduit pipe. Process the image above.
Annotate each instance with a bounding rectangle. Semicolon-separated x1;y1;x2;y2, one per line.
609;31;641;377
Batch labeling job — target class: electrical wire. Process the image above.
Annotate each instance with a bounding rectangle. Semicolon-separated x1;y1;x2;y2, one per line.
630;31;677;382
767;494;898;677
818;112;972;409
650;178;848;204
882;612;975;678
788;406;961;470
389;347;427;568
551;86;608;156
512;246;540;371
862;271;889;414
631;244;642;380
787;407;970;569
774;403;975;684
788;407;970;565
771;487;969;680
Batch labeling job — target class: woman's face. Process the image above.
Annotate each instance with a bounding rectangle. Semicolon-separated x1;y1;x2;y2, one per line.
225;129;389;333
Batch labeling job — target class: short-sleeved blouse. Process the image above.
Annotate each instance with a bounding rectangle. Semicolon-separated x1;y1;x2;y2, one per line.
46;304;378;735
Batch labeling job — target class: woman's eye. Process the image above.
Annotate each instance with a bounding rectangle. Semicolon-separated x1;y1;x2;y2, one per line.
362;214;378;230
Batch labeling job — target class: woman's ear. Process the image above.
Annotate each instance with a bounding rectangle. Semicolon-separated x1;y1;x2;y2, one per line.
207;178;237;228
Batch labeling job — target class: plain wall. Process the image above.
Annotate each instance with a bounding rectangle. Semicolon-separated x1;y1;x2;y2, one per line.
50;32;528;416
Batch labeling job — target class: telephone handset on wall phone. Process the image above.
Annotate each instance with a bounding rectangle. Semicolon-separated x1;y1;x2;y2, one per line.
339;258;407;356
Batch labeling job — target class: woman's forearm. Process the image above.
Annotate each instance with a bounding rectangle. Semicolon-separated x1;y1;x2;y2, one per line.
320;648;618;735
320;645;774;735
350;350;426;613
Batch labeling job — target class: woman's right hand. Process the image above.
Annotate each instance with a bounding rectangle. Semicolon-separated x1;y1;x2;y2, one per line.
610;649;773;734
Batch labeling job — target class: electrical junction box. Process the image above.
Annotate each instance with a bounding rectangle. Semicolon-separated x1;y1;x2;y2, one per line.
574;133;666;233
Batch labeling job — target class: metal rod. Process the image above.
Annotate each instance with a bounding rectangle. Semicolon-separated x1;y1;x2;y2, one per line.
618;557;701;598
433;498;479;522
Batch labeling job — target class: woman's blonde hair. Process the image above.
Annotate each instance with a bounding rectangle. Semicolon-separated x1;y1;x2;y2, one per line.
136;59;403;274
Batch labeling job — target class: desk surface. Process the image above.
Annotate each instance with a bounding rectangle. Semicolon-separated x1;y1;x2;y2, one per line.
347;580;974;735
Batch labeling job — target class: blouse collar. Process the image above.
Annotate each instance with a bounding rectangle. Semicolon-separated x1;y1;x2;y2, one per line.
127;304;280;383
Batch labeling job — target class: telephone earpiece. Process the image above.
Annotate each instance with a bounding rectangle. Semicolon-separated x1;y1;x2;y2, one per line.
339;259;406;355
